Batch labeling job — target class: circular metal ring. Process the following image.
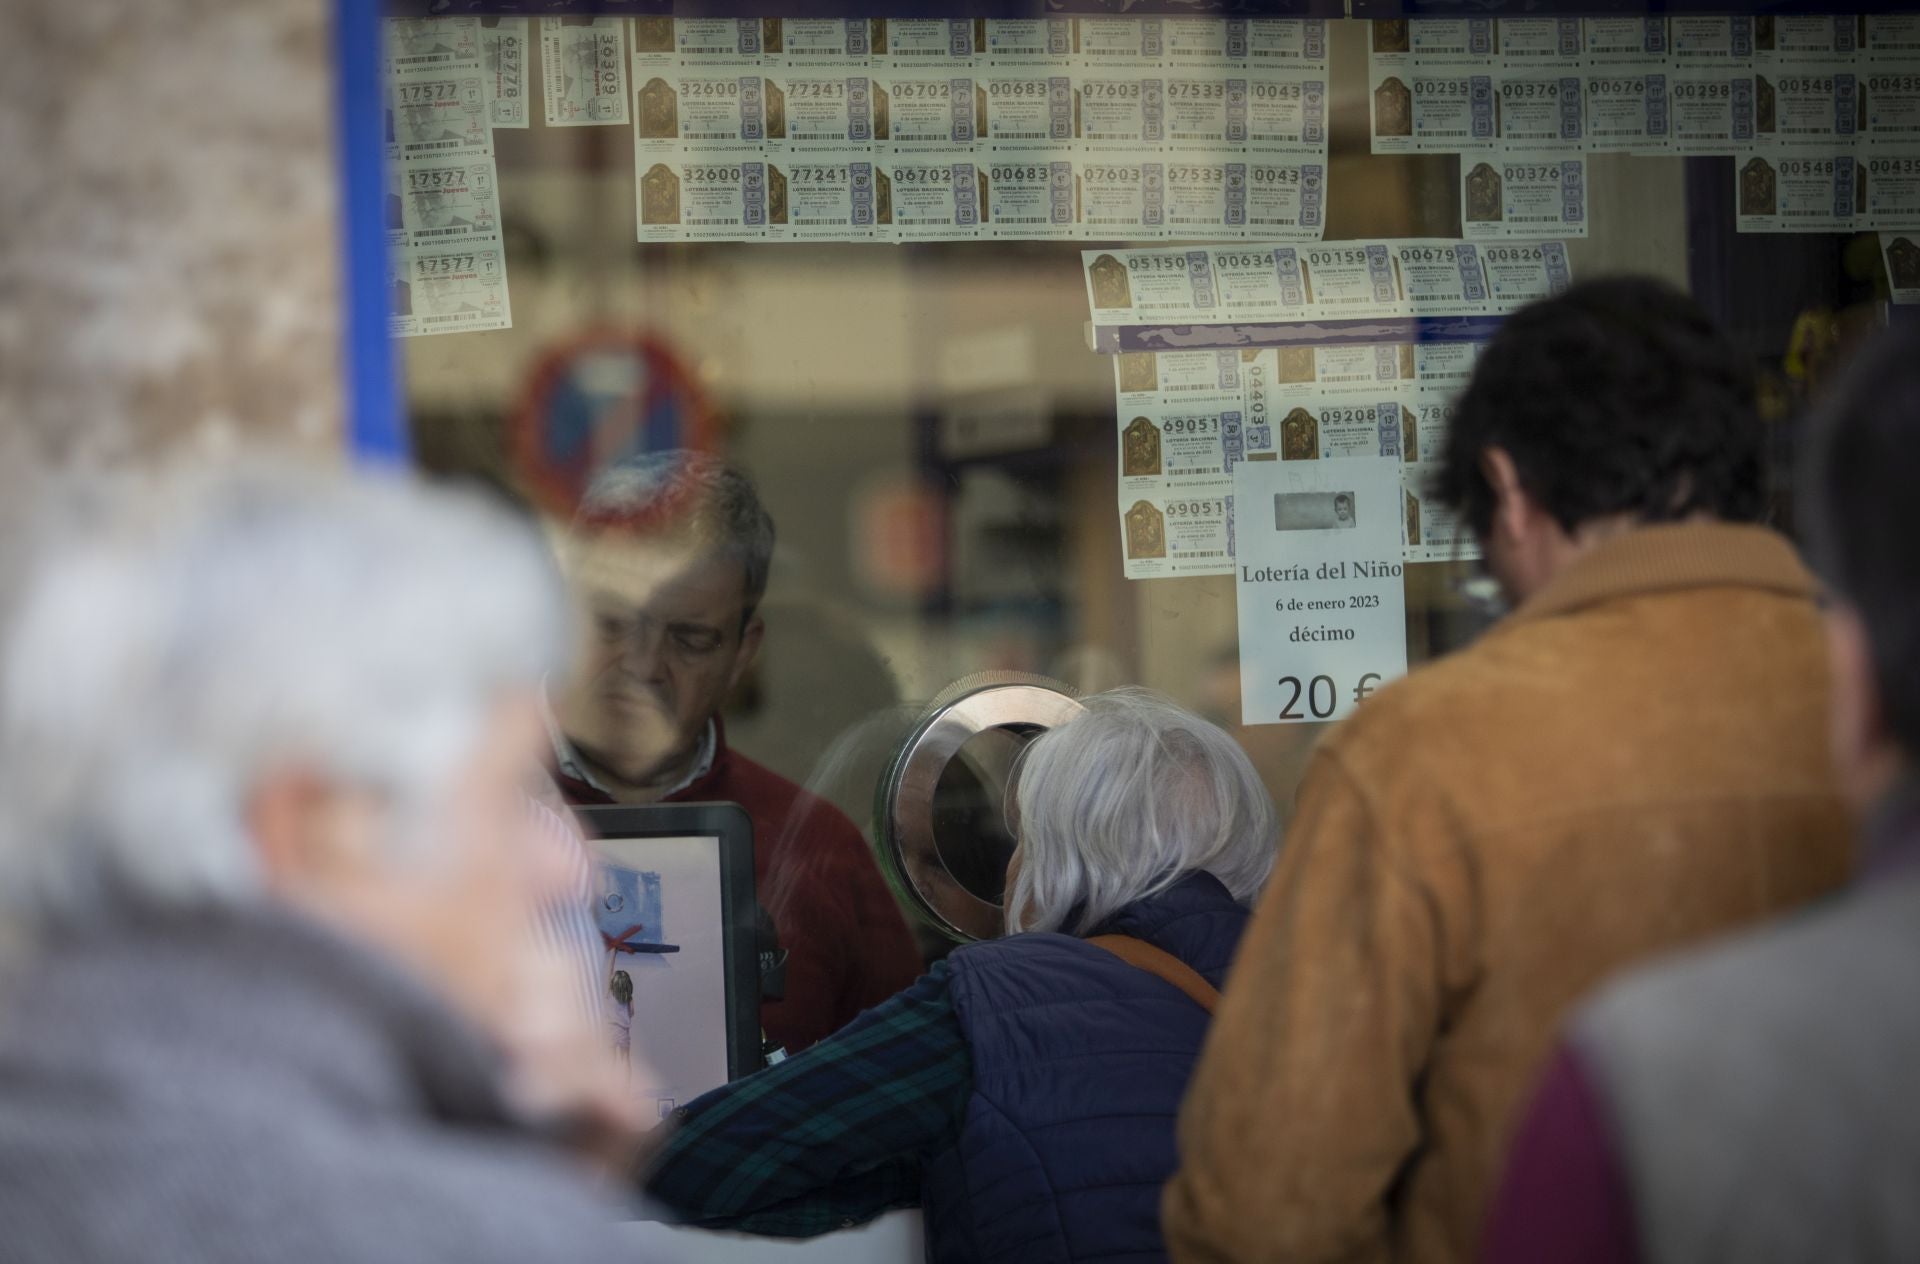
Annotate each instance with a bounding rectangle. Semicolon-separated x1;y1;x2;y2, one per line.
877;683;1085;943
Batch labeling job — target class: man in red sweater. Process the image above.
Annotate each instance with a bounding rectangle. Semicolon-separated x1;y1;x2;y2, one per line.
549;451;922;1055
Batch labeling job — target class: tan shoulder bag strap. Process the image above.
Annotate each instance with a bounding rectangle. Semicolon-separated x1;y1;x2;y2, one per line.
1085;934;1220;1014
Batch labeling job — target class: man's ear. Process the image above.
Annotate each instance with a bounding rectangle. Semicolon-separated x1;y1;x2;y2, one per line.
1479;447;1532;544
1825;604;1896;806
729;614;766;693
247;768;334;889
246;768;377;891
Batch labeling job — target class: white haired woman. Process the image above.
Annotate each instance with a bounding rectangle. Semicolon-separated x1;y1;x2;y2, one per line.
644;688;1279;1264
0;464;656;1262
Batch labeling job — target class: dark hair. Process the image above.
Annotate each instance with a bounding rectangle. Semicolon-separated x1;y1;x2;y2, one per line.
1434;276;1767;540
1802;327;1920;755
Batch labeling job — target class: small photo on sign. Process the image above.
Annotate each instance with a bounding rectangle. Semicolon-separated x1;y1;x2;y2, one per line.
1275;490;1357;531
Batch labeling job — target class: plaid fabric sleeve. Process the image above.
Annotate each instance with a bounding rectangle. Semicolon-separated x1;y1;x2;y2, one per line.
642;960;971;1238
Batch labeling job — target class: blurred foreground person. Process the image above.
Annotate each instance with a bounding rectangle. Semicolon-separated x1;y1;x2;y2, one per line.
646;690;1277;1264
1485;327;1920;1264
0;465;651;1263
1165;278;1852;1264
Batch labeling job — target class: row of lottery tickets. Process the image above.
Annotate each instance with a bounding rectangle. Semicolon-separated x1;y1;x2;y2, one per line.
1088;238;1564;579
1368;16;1920;235
390;14;1341;245
384;17;534;337
1113;348;1477;581
1084;239;1570;328
627;16;1334;242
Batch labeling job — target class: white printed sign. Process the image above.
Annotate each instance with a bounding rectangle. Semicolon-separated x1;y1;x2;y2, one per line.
1235;457;1409;725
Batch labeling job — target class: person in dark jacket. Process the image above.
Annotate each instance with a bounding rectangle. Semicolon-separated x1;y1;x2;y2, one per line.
643;688;1280;1263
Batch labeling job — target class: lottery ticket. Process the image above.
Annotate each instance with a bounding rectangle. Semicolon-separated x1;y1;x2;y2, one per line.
1207;246;1314;321
767;76;875;151
1299;243;1403;319
1736;151;1861;232
1162;159;1248;240
1247;20;1327;71
1755;71;1861;149
1393;392;1458;464
767;156;879;241
1250;345;1407;400
982;159;1076;238
1864;151;1920;228
1867;17;1920;65
1083;248;1219;324
386;17;481;75
1257;343;1481;398
1405;341;1483;392
1756;18;1863;68
387;67;490;159
388;154;500;247
1402;463;1479;561
778;19;870;69
1248;71;1328;154
1480;241;1574;311
1075;75;1165;151
1584;18;1668;68
1668;71;1757;155
1408;19;1497;67
984;19;1073;68
1497;19;1584;69
634;74;770;153
1117;402;1246;495
669;19;767;69
1243;160;1326;241
1495;73;1586;148
1883;232;1920;300
1075;161;1166;238
480;18;528;128
628;16;677;71
982;76;1075;150
543;19;628;127
875;19;978;70
1164;77;1242;149
1271;394;1405;462
875;76;981;150
1584;70;1670;153
877;159;984;241
1461;152;1589;241
634;155;769;242
1164;19;1238;67
391;243;511;338
1369;69;1497;155
1115;350;1244;408
1865;69;1920;147
1388;240;1489;315
1668;18;1755;69
1075;17;1164;67
1118;490;1234;580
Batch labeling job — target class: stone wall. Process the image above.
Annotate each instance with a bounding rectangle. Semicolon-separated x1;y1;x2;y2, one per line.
0;0;343;488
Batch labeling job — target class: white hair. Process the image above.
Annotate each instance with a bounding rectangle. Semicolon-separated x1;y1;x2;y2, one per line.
1004;689;1278;936
0;460;570;923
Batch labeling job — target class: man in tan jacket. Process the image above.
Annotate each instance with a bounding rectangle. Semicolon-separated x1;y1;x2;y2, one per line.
1163;277;1852;1264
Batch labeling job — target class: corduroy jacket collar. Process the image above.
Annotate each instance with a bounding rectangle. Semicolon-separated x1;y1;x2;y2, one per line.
1509;521;1817;627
